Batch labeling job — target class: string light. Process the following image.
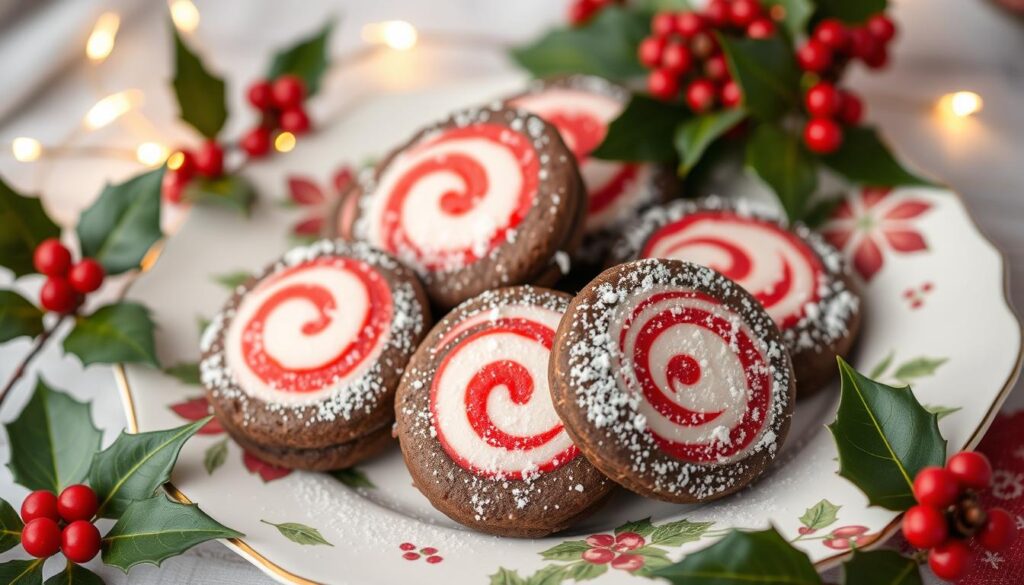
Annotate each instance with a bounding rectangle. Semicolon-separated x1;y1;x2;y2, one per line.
274;131;297;153
166;150;187;170
939;91;983;118
169;0;200;33
12;138;42;162
362;20;418;51
86;12;120;63
84;90;141;130
136;142;169;166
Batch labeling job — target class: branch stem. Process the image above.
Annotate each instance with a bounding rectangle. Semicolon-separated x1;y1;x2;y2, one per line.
0;314;70;409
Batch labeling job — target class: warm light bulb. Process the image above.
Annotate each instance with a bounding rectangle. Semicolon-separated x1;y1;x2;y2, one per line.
84;90;141;130
166;150;187;170
274;131;297;153
362;20;418;51
12;137;42;162
86;12;120;63
136;142;169;167
947;91;983;118
169;0;200;33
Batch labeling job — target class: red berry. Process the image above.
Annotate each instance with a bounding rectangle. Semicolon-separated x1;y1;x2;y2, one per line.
426;555;443;564
279;107;311;135
402;552;420;560
661;42;692;74
902;504;949;549
805;83;842;118
867;13;897;43
247;80;273;110
675;12;704;37
813;19;849;52
40;277;77;314
57;484;98;523
947;451;993;489
647;69;679;100
21;518;61;558
61;520;101;564
241;127;272;158
399;542;416;551
689;32;717;59
977;508;1017;552
797;41;832;73
582;547;615;564
33;239;71;277
721;80;742;108
652;12;675;37
271;75;306;110
929;540;972;581
862;45;888;69
20;491;59;523
704;0;731;27
638;36;666;68
913;466;960;508
746;18;775;39
685;79;717;113
803;118;843;154
193;141;224;178
161;167;190;204
837;90;865;125
850;27;878;60
67;259;105;294
729;0;762;27
704;53;729;81
568;0;592;26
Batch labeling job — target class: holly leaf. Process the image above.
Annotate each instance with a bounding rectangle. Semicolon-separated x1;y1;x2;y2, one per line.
539;539;589;560
816;0;887;24
802;195;845;229
490;568;527;585
0;290;44;343
633;0;694;10
747;123;818;221
64;301;158;367
827;358;946;511
592;95;691;163
649;519;713;546
43;564;105;585
892;357;947;383
261;520;333;546
525;564;574;585
171;26;227;138
164;362;200;386
655;527;819;585
841;549;921;585
90;418;209;518
799;499;841;530
4;379;101;492
616;517;657;537
329;468;375;488
184;175;257;217
925;405;960;421
0;559;44;585
674;109;745;175
565;561;606;581
77;168;163;275
204;438;228;474
267;20;335;97
0;176;60;278
0;499;24;553
212;270;253;290
510;7;649;80
764;0;814;39
822;127;931;188
102;494;242;571
869;351;895;379
718;35;800;121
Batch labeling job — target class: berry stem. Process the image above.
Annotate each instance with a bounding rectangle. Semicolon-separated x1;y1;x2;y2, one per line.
0;314;72;409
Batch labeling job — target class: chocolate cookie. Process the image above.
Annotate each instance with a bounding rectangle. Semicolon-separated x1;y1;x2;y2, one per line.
395;286;611;537
609;198;861;396
550;259;795;503
200;239;430;470
348;105;587;309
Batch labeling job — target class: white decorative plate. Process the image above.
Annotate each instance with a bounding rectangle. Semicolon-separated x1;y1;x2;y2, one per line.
117;75;1022;585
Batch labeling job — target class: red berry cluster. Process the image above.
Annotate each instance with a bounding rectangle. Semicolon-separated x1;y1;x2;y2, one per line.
242;74;311;157
161;140;225;204
798;14;896;75
32;239;105;314
20;485;101;564
567;0;624;26
800;81;863;154
639;0;776;112
902;451;1018;581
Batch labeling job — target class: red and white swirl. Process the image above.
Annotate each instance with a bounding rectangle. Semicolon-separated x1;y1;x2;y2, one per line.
361;124;538;271
611;289;772;463
430;306;578;479
509;88;647;231
224;257;393;405
641;211;824;329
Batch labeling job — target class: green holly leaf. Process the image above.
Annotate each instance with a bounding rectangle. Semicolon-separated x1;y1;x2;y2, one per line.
539;539;589;561
90;417;209;518
267;20;335;97
925;405;960;421
649;519;713;546
77;168;163;275
525;564;574;585
0;559;44;585
764;0;814;38
212;270;253;290
592;95;691;163
43;564;105;585
0;499;24;553
718;35;800;121
674;109;746;176
490;568;528;585
654;527;820;585
827;358;946;511
64;301;158;367
0;176;60;278
869;351;895;379
171;26;227;138
799;499;841;530
892;357;947;383
204;438;228;475
164;362;200;386
565;561;606;581
616;517;657;537
4;380;101;492
511;7;649;81
102;494;242;571
633;0;693;10
816;0;887;24
261;519;333;546
841;549;921;585
184;174;257;217
329;467;375;488
802;195;845;229
747;123;818;221
822;127;930;188
0;290;44;343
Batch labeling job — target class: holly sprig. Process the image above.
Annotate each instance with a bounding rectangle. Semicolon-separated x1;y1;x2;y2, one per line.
0;381;240;583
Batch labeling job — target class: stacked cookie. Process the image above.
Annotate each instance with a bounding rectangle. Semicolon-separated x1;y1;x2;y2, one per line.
200;76;862;538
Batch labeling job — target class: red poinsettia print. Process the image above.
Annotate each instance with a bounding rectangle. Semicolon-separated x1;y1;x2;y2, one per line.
287;166;354;238
168;396;224;435
243;451;293;482
581;532;646;572
821;187;932;282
